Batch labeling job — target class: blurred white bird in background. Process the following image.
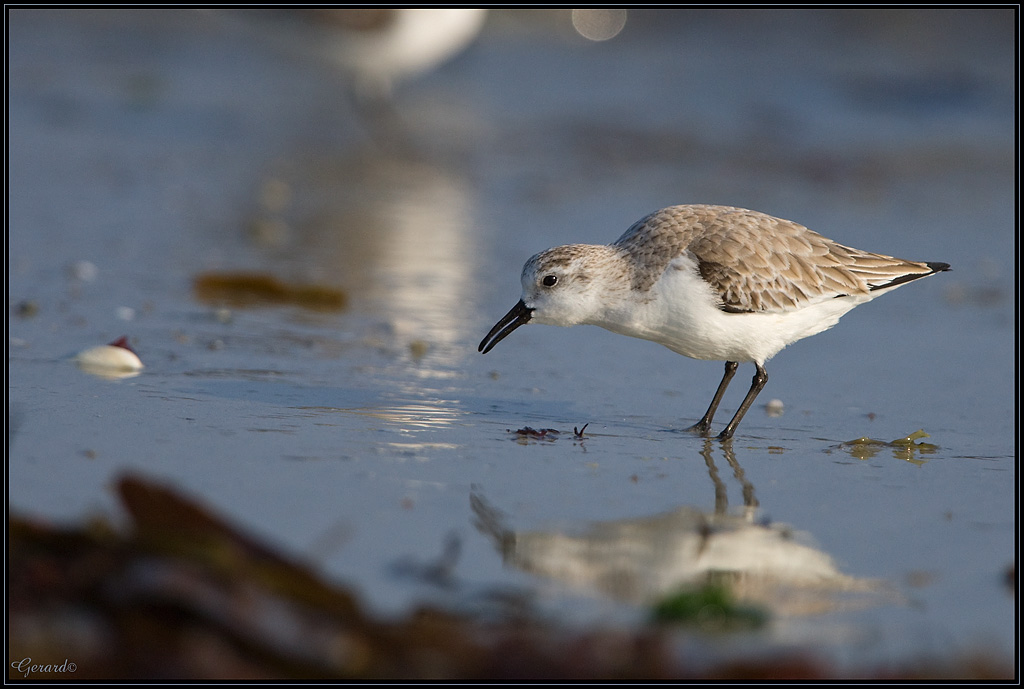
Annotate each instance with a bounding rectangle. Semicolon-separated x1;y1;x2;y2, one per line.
311;9;487;99
224;9;487;101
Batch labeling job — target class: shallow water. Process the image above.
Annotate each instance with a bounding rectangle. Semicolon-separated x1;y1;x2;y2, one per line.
8;9;1015;672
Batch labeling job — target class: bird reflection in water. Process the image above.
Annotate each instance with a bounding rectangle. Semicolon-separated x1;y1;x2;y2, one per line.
472;440;885;617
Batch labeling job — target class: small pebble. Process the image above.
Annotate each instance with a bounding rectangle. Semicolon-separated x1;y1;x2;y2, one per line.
69;260;98;282
249;217;290;247
409;340;430;361
260;178;292;213
15;300;39;318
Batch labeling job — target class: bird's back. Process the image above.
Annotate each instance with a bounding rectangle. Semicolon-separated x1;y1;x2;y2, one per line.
613;205;947;314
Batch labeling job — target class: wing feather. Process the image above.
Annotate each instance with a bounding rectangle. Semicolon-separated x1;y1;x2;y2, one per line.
613;205;943;313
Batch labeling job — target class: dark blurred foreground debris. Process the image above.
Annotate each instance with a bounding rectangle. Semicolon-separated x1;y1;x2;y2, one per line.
9;475;675;680
8;475;1013;680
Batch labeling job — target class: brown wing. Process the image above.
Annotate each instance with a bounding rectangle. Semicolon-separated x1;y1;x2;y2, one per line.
616;205;942;313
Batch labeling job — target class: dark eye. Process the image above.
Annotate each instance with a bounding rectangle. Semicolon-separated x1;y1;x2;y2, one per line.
542;275;558;287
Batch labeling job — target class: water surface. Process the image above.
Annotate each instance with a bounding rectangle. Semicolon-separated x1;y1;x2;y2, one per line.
8;9;1015;673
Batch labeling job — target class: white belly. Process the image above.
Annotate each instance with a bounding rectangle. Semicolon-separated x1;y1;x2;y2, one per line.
593;259;871;364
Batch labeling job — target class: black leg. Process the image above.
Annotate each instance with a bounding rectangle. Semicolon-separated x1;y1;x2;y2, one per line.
687;361;738;436
717;363;768;441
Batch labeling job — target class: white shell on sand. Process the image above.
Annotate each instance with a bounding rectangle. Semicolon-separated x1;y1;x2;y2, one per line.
75;339;144;379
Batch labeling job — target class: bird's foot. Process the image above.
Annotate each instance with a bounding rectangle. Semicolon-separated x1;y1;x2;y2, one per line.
685;420;712;436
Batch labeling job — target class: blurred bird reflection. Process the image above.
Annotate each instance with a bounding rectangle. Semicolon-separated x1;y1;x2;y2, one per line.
473;441;884;617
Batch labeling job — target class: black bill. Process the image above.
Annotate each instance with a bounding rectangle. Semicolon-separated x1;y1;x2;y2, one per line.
478;299;533;354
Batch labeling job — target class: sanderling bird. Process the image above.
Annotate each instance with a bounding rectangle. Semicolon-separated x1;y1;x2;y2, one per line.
479;205;949;440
